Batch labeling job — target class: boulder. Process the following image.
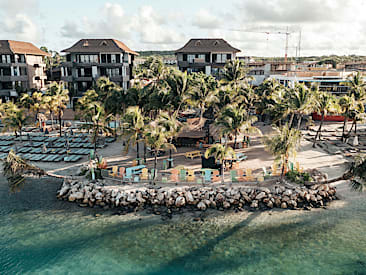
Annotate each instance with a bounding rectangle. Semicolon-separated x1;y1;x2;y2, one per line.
185;191;194;204
250;200;258;208
281;202;287;209
175;196;186;207
255;192;266;200
223;201;231;209
215;193;225;202
197;201;207;211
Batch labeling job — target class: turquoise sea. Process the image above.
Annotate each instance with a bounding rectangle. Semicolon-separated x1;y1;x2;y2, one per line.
0;177;365;275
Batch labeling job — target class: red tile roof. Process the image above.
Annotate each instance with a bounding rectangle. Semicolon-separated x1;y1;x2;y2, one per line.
62;39;138;55
0;40;50;56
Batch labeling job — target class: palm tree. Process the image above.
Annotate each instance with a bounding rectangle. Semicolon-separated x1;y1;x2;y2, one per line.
341;72;366;142
0;102;28;140
187;72;219;124
77;90;113;152
287;83;315;129
157;112;182;166
221;59;251;91
216;105;260;149
312;91;339;147
343;72;366;101
3;150;45;192
48;82;69;136
317;154;366;192
143;123;175;181
122;106;145;159
204;144;236;183
264;124;302;178
164;69;191;115
339;95;355;142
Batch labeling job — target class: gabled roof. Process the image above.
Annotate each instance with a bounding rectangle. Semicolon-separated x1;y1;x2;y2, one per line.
175;38;241;54
0;40;50;56
61;39;139;55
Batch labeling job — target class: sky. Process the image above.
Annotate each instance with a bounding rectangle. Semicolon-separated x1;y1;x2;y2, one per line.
0;0;366;57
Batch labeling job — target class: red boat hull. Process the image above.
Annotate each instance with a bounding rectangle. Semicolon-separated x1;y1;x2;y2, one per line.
312;113;346;122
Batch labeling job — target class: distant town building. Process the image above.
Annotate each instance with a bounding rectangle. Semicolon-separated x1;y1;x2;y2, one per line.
61;39;138;104
175;38;240;76
344;61;366;71
270;70;354;95
0;40;49;101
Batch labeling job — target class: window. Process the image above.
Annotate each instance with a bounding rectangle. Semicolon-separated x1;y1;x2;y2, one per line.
213;40;220;46
116;54;121;63
195;40;201;46
188;55;194;63
111;54;116;63
183;54;187;62
101;54;106;63
227;54;231;60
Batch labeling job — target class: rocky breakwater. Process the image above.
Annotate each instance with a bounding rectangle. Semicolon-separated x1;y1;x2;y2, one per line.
57;180;337;212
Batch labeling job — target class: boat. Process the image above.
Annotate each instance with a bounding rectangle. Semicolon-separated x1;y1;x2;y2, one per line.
311;113;346;122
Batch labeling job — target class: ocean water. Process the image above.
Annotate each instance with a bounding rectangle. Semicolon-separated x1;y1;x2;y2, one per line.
0;177;365;275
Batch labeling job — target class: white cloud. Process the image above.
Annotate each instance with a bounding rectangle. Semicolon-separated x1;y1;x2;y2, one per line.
192;9;222;29
0;0;42;43
60;3;185;50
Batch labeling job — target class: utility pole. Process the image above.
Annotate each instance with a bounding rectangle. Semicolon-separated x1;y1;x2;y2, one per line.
298;29;302;61
284;26;289;63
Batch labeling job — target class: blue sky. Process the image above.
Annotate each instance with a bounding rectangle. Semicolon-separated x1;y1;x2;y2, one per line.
1;0;366;57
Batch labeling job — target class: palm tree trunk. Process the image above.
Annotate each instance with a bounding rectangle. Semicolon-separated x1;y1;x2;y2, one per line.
297;115;302;130
289;113;295;128
221;159;225;184
154;152;158;181
313;113;324;147
144;143;147;163
234;133;237;150
59;113;62;137
136;142;140;159
342;117;347;142
281;157;288;179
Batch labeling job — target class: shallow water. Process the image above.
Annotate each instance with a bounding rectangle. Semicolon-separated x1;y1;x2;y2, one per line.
0;177;365;275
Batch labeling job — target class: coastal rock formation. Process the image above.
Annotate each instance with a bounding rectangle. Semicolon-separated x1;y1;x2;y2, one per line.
57;180;338;212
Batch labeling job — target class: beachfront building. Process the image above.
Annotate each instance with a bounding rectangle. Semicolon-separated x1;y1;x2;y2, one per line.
61;39;138;104
271;70;354;95
175;38;241;77
0;40;49;101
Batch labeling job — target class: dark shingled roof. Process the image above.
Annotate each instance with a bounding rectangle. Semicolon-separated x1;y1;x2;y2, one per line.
176;38;241;54
62;39;139;55
0;40;50;56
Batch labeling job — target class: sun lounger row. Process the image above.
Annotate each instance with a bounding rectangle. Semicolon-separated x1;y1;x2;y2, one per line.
20;153;82;162
0;136;15;141
0;153;8;159
0;141;14;146
0;146;12;153
23;142;44;147
69;148;90;155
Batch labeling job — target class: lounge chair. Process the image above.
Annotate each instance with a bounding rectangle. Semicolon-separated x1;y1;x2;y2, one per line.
212;170;220;182
203;170;212;183
230;170;238;182
170;169;179;182
187;170;195;182
109;166;118;177
179;169;186;181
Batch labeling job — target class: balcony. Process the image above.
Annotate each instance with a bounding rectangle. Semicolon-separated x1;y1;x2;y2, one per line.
61;76;73;82
75;76;93;82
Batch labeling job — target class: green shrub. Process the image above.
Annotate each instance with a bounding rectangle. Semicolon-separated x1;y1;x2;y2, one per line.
286;170;313;185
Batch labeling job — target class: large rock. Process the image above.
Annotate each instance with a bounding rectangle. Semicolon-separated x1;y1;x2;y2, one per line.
185;191;194;204
223;201;231;209
197;201;207;211
215;193;225;202
255;192;266;200
281;202;287;209
175;196;186;207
